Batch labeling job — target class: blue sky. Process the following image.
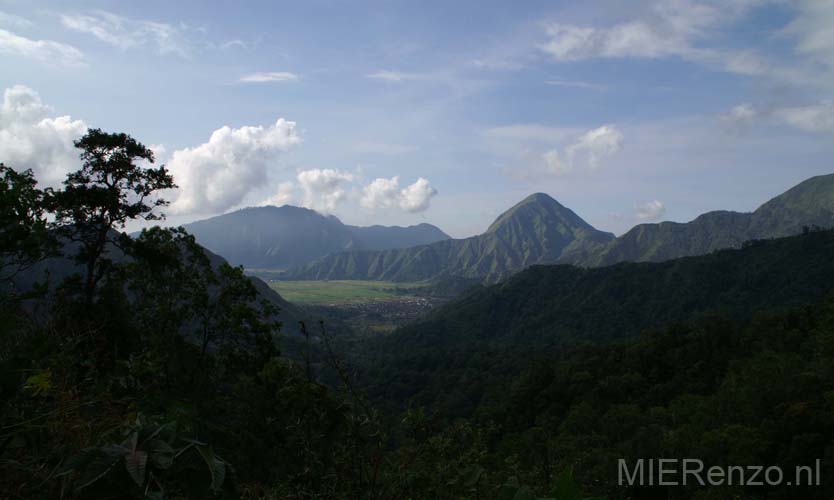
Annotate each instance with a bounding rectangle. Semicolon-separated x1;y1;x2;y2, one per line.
1;0;832;237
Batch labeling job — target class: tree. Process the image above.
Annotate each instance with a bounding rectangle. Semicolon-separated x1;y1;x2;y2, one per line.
0;163;53;286
50;129;175;302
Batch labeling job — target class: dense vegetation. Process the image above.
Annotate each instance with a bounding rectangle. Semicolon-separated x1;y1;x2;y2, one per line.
3;129;834;499
0;132;599;500
357;229;834;417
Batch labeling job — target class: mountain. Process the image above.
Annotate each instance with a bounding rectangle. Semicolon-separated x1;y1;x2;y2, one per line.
575;173;834;266
360;229;834;416
288;193;616;282
181;205;450;269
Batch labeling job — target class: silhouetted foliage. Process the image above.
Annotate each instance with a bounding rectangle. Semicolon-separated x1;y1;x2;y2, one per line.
49;129;175;303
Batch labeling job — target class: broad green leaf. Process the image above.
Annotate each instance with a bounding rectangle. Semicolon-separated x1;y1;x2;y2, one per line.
124;450;148;487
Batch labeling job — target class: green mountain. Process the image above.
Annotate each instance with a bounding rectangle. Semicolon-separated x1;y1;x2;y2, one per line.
182;205;450;269
360;229;834;416
576;173;834;266
288;193;615;282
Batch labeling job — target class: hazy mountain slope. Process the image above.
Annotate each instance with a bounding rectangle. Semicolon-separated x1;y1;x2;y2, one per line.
347;223;450;251
289;193;615;282
579;173;834;266
182;205;450;269
362;229;834;414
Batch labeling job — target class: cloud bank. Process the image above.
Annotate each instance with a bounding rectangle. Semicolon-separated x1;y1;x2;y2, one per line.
0;85;88;187
167;119;301;214
360;176;438;213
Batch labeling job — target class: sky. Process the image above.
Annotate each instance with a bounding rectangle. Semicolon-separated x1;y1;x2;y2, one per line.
1;0;833;238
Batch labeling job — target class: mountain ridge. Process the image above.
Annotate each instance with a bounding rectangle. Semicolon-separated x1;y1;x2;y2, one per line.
182;204;450;270
288;192;615;282
574;173;834;266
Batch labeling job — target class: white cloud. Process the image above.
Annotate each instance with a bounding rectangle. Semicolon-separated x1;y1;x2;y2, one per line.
539;0;771;77
262;181;295;206
0;11;33;29
238;72;298;83
61;11;189;56
542;149;571;175
722;103;758;123
541;125;623;175
297;168;354;213
360;176;437;213
564;125;624;170
167;119;301;214
0;28;85;66
786;0;834;71
721;101;834;134
366;70;422;82
0;85;88;187
774;101;834;133
636;200;667;221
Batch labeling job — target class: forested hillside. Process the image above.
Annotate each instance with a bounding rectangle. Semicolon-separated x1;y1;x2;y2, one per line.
360;229;834;416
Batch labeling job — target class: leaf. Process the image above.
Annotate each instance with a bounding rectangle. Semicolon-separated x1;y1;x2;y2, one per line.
23;370;52;396
146;439;175;470
193;443;225;492
76;450;122;491
124;450;148;487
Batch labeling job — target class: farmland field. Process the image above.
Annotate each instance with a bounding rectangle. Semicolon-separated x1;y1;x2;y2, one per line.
266;280;423;305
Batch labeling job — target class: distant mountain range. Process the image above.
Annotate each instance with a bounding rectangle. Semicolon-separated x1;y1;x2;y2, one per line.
576;173;834;266
287;193;615;282
288;173;834;282
182;205;450;269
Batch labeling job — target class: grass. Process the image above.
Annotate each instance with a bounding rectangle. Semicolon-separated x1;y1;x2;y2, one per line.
267;280;423;305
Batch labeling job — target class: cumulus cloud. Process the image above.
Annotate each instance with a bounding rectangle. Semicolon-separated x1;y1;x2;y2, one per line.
568;125;624;168
0;85;88;187
61;11;189;56
296;168;354;213
262;181;295;206
360;176;437;213
0;28;85;66
636;200;667;221
541;125;624;175
238;72;298;83
167;119;301;214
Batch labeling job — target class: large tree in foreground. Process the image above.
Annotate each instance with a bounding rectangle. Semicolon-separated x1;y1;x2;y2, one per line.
0;163;53;285
50;129;175;302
